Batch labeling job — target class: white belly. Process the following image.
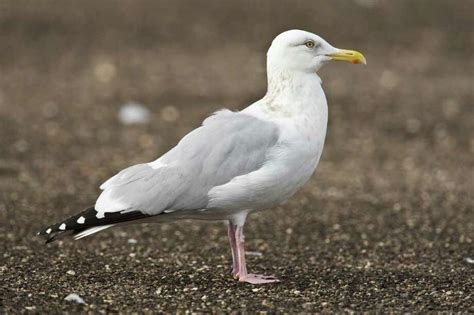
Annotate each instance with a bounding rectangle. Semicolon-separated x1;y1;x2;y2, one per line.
205;98;328;215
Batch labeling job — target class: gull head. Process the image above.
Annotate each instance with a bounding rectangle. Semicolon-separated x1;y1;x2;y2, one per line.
267;30;366;74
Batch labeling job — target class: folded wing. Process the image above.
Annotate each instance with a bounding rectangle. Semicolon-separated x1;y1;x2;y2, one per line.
95;110;280;217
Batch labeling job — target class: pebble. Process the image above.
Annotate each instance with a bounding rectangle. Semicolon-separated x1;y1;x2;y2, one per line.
118;102;151;125
160;106;180;122
64;293;85;304
127;238;138;245
94;61;116;83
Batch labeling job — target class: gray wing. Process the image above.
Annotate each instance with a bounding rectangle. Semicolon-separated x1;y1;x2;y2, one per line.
95;110;280;216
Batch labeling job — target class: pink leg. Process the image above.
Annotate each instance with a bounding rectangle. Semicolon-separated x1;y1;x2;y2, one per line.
227;223;239;276
229;223;279;284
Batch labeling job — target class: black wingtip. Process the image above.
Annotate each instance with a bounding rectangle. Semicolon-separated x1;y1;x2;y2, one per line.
39;206;152;244
37;206;97;244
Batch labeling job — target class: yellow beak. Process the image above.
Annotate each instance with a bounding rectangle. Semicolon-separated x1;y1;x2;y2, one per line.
327;49;367;65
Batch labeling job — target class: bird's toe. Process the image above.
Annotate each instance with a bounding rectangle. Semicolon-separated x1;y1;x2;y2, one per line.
239;273;280;284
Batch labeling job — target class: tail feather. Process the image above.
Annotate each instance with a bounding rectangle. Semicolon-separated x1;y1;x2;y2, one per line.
73;225;114;240
38;206;152;243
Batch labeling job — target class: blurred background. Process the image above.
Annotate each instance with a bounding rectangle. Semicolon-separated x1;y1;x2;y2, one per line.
0;0;472;312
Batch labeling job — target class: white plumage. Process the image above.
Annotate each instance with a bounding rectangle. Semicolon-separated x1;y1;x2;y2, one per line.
40;29;366;284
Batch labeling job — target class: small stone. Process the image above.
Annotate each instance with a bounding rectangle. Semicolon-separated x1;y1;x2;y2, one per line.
94;61;116;83
464;257;474;264
118;102;151;125
66;270;76;276
160;106;180;122
64;293;85;304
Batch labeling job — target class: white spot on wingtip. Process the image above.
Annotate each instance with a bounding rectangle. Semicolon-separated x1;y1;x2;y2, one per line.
77;216;85;224
46;228;52;234
59;223;66;230
96;212;105;219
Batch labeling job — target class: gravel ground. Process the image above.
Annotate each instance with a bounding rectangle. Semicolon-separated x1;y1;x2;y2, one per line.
0;0;473;312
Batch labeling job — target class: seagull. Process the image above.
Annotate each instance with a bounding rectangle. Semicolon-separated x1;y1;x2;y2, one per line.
39;30;366;284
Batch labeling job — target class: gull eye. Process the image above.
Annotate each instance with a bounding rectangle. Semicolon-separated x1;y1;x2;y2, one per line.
305;41;316;48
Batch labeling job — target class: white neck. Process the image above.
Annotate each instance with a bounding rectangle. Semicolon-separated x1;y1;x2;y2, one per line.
249;66;325;117
243;64;328;154
267;66;322;96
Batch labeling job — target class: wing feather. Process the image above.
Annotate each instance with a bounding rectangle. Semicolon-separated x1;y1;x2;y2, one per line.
95;110;279;217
